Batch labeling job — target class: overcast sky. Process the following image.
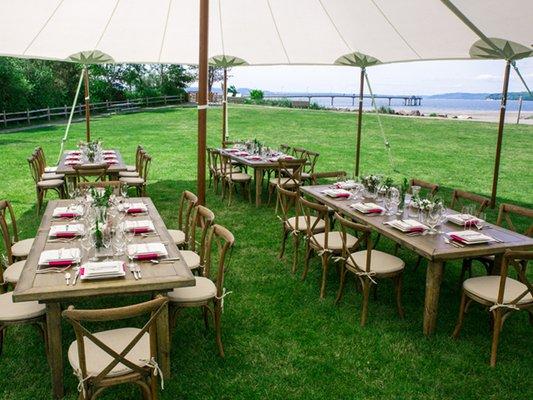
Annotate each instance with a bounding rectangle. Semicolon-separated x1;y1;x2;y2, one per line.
220;57;533;95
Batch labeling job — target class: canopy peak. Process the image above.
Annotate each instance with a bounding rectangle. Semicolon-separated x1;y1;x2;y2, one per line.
334;52;381;68
469;38;533;61
66;50;115;64
209;55;248;68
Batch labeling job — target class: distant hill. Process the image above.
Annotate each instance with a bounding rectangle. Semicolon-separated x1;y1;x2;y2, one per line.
426;92;490;100
486;92;532;101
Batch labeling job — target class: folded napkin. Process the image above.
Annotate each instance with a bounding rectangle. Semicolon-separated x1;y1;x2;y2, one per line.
67;150;82;155
53;205;84;218
447;213;481;227
350;202;384;214
448;230;494;244
245;155;263;160
122;220;155;234
385;219;427;233
102;150;116;155
80;261;126;280
66;160;82;166
119;202;148;214
225;148;240;153
66;155;81;161
235;151;249;156
127;242;168;260
322;189;351;198
335;181;358;190
38;248;81;266
49;224;84;238
106;160;118;165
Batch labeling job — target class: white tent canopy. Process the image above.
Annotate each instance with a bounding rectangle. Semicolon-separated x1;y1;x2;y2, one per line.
0;0;532;66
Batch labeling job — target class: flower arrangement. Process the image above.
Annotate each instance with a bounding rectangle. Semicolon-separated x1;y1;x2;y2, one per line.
90;186;113;208
361;174;381;192
413;195;443;211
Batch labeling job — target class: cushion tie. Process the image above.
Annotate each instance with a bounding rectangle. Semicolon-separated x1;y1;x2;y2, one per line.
215;287;233;313
141;357;164;390
489;303;520;312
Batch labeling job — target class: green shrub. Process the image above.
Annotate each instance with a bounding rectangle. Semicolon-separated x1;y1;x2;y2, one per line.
249;89;264;101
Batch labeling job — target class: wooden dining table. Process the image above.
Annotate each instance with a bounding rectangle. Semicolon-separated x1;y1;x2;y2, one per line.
55;149;128;177
300;185;533;336
13;198;195;399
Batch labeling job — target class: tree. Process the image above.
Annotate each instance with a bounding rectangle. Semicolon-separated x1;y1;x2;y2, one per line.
159;65;196;96
0;58;31;111
208;66;225;93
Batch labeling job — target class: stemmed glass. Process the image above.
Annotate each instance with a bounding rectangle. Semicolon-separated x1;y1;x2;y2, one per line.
81;232;95;261
121;184;129;199
384;187;400;216
426;204;443;235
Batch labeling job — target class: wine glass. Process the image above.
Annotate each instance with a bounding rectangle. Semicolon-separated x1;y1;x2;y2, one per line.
80;233;92;261
474;212;485;230
66;179;76;199
121;184;129;199
426;205;442;235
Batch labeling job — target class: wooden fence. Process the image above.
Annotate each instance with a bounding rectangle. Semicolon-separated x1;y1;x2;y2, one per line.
1;94;186;129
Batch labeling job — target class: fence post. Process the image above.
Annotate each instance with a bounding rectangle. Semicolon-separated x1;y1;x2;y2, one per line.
79;104;82;116
26;109;30;124
2;110;6;128
64;105;68;118
164;95;167;105
47;106;51;121
106;100;109;112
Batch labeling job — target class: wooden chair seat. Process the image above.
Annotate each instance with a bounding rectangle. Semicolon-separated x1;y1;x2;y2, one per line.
168;229;186;245
226;172;251;182
286;216;325;232
119;171;139;178
67;327;150;378
37;179;64;188
301;172;311;180
42;172;65;180
310;231;357;251
346;250;405;274
44;166;58;173
181;250;201;270
269;177;299;187
3;260;25;284
0;292;45;322
11;238;34;258
168;276;216;303
119;176;144;184
463;276;533;305
125;165;137;172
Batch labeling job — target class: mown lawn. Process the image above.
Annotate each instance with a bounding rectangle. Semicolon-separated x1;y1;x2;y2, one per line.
0;105;531;400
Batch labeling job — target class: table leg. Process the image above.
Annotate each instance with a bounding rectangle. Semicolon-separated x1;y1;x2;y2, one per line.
46;302;64;399
423;260;444;336
254;168;264;207
156;301;171;378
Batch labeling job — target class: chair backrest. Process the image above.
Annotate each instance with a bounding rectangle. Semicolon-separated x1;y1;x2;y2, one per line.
188;205;215;267
62;297;168;392
334;212;372;272
0;199;19;264
77;181;123;195
276;185;300;226
274;159;306;187
310;171;347;185
302;150;320;175
138;152;152;181
34;147;47;174
496;203;533;237
279;144;292;155
73;163;109;183
204;224;235;295
496;250;532;308
292;147;307;159
178;191;198;233
27;154;42;184
450;189;490;216
409;178;439;197
219;154;236;179
299;196;330;249
132;145;144;172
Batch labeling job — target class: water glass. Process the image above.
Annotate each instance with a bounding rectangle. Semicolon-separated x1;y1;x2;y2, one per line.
121;184;129;199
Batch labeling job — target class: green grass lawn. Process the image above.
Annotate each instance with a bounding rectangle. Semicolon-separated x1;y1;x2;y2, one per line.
0;105;532;399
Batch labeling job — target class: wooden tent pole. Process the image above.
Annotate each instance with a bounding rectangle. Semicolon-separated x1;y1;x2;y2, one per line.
490;60;511;208
197;0;209;205
83;67;91;142
355;67;365;177
222;67;227;146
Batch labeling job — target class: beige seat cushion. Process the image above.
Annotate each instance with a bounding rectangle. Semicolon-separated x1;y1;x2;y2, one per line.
45;166;58;173
346;250;405;274
181;250;200;270
463;276;533;305
68;327;150;378
226;172;251;182
301;172;311;180
119;171;139;178
168;229;185;245
119;177;144;185
167;277;216;303
286;216;325;232
0;292;45;322
4;260;25;283
126;165;137;172
12;238;35;258
269;177;299;187
42;172;65;180
37;179;64;188
310;231;357;251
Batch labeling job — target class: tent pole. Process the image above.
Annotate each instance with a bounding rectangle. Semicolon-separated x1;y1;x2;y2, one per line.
490;60;511;208
355;67;365;177
197;0;209;206
222;67;227;146
83;67;91;142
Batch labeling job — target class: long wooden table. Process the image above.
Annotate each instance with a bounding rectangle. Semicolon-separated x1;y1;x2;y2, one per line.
13;198;195;399
56;149;127;176
300;185;533;335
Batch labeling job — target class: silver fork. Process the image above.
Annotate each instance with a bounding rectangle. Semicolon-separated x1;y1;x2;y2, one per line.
135;265;142;279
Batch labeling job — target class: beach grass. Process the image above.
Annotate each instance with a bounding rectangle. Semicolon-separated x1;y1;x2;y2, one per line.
0;104;531;399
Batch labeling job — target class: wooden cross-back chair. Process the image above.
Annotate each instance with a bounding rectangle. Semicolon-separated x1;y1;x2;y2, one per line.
450;189;490;216
409;178;439;197
291;147;307;159
120;145;145;178
299;197;358;298
28;153;65;213
310;171;347;185
219;153;252;205
77;181;123;195
62;297;169;400
35;146;58;173
334;212;405;326
268;158;306;207
180;205;215;273
168;224;235;357
461;203;533;281
35;147;64;180
73;163;109;184
120;151;151;196
300;150;320;182
279;144;292;155
453;250;533;367
168;191;198;248
206;148;222;194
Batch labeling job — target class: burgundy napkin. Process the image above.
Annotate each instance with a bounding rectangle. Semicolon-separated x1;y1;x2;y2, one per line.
245;155;262;160
235;151;249;156
126;208;145;214
135;252;159;260
131;227;152;234
66;161;81;165
48;259;74;267
407;227;425;233
106;160;118;165
366;208;383;213
226;148;239;153
57;213;78;218
450;234;466;244
335;193;351;198
54;231;77;238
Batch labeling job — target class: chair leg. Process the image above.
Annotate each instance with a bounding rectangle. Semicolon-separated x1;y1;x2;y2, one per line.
319;254;329;299
460;259;472;282
302;242;312;281
0;326;4;357
335;263;347;304
452;290;468;338
247;182;252;203
394;274;405;319
267;184;274;205
291;234;300;274
202;305;209;330
490;309;504;367
227;183;233;206
393;243;400;256
413;256;423;272
278;226;289;260
214;300;224;357
360;278;371;326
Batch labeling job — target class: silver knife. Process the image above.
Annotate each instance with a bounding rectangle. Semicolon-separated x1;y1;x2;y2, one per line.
72;268;80;285
128;264;138;280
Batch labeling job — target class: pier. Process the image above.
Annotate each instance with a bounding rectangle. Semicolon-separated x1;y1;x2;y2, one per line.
264;94;422;107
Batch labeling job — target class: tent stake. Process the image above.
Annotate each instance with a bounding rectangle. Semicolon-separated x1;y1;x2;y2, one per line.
83;67;91;142
222;67;227;146
197;0;209;205
490;60;511;208
355;67;365;177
